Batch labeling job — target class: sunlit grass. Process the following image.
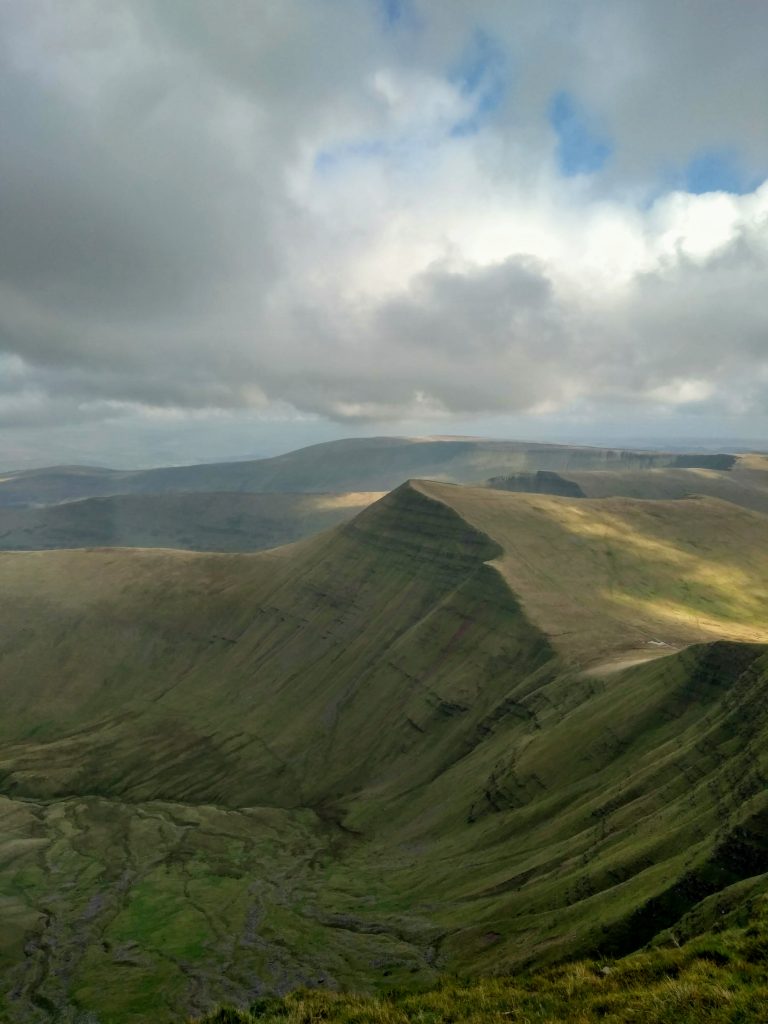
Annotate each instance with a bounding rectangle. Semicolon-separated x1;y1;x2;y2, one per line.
419;481;768;664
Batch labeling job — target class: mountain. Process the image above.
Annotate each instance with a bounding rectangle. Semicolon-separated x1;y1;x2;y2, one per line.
2;482;768;1022
0;436;732;507
0;491;381;553
487;452;768;515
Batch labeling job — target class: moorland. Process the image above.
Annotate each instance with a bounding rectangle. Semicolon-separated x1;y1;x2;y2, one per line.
2;438;768;1023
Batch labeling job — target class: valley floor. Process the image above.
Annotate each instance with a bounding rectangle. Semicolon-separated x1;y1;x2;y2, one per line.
0;795;439;1023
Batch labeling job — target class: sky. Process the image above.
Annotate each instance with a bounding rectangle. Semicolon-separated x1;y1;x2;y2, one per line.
1;0;768;468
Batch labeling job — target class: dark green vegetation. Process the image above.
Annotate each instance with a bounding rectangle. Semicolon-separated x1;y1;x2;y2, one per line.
0;436;728;506
198;896;768;1022
486;470;586;498
0;491;381;552
2;481;768;1023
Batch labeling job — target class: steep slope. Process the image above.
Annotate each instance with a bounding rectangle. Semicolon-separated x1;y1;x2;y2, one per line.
195;898;768;1024
351;637;768;972
0;491;381;552
0;484;547;805
0;436;726;506
419;481;768;667
2;483;768;1023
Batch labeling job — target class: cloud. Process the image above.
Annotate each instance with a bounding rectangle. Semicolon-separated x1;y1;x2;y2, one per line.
0;0;767;463
253;183;768;422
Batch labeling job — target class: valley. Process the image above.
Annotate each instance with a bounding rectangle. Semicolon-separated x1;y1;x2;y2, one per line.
4;3;765;1020
1;464;768;1022
0;491;382;553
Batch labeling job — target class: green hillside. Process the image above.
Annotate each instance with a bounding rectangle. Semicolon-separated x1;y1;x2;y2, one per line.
488;453;768;517
0;491;381;552
426;481;768;667
198;897;768;1023
2;483;768;1022
0;437;726;506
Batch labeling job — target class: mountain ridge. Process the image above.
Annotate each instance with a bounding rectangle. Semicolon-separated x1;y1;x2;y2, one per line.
0;436;740;507
2;481;768;1021
487;453;768;516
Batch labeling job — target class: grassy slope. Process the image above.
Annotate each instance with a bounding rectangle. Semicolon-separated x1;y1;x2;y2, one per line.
198;895;768;1023
2;484;768;1022
0;491;382;552
0;437;708;506
418;480;768;666
512;453;768;516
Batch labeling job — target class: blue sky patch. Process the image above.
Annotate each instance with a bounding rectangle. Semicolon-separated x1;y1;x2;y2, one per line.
314;138;389;175
449;31;507;137
549;91;612;176
375;0;408;28
683;149;760;195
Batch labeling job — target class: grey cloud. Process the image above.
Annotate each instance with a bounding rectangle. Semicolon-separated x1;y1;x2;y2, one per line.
582;1;768;178
615;231;768;402
0;47;249;320
421;0;768;180
380;258;554;355
0;0;767;451
264;230;768;421
247;257;575;418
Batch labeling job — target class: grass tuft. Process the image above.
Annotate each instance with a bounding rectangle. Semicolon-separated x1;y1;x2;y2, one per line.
195;899;768;1023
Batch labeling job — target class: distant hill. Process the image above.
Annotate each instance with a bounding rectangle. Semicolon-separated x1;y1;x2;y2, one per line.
0;436;732;506
0;490;382;552
487;452;768;516
567;453;768;513
3;481;768;1020
486;470;587;498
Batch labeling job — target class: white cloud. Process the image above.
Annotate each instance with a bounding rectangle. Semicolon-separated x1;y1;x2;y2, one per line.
0;0;767;464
